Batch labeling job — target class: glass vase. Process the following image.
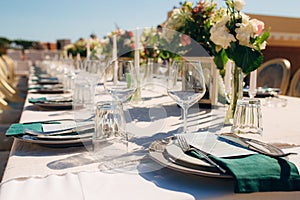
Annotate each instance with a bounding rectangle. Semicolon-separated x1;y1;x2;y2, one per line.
224;64;245;125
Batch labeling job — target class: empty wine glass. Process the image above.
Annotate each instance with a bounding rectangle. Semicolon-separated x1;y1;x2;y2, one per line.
104;59;138;103
167;60;206;134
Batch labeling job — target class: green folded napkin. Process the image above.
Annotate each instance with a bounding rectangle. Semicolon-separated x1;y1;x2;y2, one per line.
189;151;300;193
28;97;47;103
6;123;43;136
28;86;44;90
32;77;58;82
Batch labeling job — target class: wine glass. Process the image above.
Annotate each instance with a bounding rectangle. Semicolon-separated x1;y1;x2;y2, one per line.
167;60;206;134
104;59;138;103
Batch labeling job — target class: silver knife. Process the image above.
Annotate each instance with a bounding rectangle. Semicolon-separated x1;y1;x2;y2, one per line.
218;133;296;157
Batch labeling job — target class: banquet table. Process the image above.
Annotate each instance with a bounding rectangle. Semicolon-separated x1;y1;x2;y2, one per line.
1;73;300;200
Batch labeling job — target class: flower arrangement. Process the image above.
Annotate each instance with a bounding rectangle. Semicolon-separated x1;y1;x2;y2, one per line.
210;0;269;75
65;34;103;59
164;1;217;54
139;27;160;61
139;26;191;63
101;29;135;58
162;0;269;75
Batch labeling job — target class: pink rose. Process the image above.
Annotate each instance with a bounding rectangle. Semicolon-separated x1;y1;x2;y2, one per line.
250;19;265;35
128;31;134;37
181;34;191;46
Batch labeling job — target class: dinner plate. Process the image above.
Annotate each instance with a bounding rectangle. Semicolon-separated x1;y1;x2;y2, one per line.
36;79;60;85
34;132;93;140
30;88;66;94
33;101;72;109
243;87;280;98
149;137;232;179
15;135;92;147
165;141;213;168
13;120;93;147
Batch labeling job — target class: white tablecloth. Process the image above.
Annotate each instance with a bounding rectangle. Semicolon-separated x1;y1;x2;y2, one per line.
1;85;300;199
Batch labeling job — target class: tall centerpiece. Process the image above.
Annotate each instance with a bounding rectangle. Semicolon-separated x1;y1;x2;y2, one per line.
209;0;269;123
163;0;269;123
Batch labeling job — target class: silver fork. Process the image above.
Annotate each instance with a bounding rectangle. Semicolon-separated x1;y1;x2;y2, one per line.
176;134;227;174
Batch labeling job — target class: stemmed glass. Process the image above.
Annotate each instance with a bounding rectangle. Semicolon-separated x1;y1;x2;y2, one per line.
104;59;138;103
167;60;206;134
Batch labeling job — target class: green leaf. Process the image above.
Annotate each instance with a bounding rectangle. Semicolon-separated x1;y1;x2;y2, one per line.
257;31;270;44
227;45;263;74
213;49;228;70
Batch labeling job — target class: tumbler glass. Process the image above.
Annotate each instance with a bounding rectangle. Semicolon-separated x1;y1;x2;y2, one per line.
93;101;127;155
231;98;263;135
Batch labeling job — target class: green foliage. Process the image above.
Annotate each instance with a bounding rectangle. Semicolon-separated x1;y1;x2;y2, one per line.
13;39;37;49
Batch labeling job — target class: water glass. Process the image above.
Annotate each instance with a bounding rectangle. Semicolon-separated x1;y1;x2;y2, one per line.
73;78;94;108
231;98;263;135
93;101;127;154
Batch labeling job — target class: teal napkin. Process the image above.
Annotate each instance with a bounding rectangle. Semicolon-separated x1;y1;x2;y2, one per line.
28;97;47;103
6;123;43;136
189;151;300;193
28;86;44;90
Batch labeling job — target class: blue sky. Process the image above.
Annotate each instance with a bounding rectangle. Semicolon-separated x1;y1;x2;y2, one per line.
0;0;299;43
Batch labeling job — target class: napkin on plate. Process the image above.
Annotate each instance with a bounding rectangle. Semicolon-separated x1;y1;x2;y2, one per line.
189;151;300;193
28;97;47;103
28;86;44;90
6;123;44;136
5;121;62;136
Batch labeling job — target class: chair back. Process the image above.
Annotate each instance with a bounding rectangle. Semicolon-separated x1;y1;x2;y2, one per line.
288;69;300;97
1;55;16;81
257;58;291;95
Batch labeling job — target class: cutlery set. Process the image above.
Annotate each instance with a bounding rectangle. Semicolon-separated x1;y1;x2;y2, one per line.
217;133;296;158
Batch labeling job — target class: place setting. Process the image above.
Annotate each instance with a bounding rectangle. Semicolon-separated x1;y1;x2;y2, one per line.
28;95;73;109
5;119;94;147
149;94;299;193
31;76;61;85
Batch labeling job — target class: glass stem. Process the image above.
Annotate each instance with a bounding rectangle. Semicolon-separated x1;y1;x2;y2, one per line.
182;106;189;134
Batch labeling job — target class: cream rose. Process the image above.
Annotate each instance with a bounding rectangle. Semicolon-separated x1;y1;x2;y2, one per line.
235;22;256;47
250;19;265;35
210;24;236;50
233;0;245;11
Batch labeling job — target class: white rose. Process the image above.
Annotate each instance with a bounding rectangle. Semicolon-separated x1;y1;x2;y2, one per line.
172;8;181;17
210;24;236;50
235;22;255;47
233;0;245;11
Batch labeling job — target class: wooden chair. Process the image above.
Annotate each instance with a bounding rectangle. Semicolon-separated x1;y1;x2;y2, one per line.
0;58;25;102
1;55;15;82
1;55;29;92
257;58;291;95
288;69;300;97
